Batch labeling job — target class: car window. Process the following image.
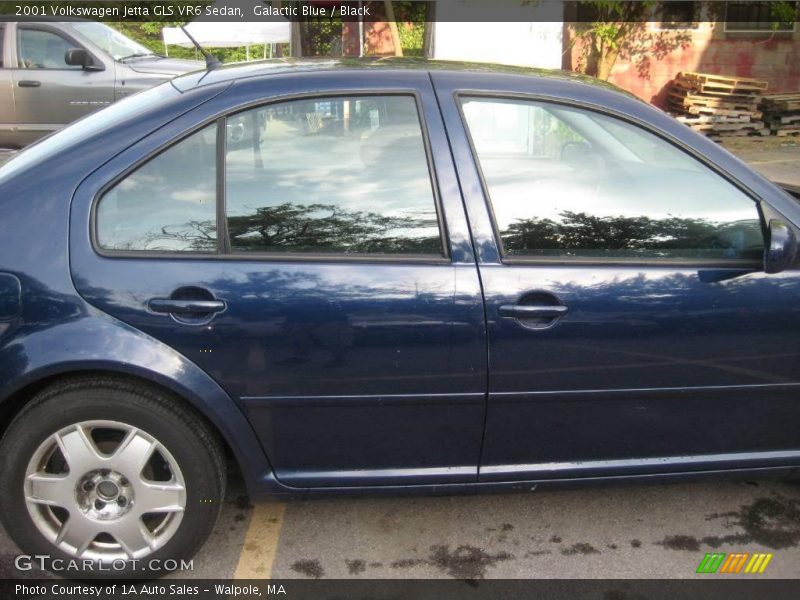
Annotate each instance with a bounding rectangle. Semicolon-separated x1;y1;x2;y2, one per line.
0;25;5;67
96;125;217;252
18;28;80;70
461;97;764;261
225;95;443;256
69;22;152;61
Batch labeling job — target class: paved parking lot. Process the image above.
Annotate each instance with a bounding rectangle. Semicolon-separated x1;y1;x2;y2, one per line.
2;469;800;579
720;137;800;186
1;140;800;581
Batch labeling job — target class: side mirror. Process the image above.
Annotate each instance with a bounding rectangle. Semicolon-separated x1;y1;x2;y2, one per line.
764;219;798;274
65;48;102;71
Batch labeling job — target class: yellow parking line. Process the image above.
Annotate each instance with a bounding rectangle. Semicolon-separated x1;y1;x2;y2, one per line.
233;501;287;579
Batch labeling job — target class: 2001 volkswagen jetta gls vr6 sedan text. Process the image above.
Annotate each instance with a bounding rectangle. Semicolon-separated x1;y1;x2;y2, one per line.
0;58;799;577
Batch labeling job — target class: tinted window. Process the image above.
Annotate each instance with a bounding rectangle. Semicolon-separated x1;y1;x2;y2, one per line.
18;28;80;69
225;95;442;255
96;125;217;252
461;98;764;261
0;25;4;66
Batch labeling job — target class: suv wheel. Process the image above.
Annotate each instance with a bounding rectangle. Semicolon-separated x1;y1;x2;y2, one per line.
0;377;225;577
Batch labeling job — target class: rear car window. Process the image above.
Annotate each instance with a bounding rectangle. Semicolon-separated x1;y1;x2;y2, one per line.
225;95;443;256
95;94;445;258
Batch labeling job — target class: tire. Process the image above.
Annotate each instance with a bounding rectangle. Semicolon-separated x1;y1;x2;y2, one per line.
0;376;226;578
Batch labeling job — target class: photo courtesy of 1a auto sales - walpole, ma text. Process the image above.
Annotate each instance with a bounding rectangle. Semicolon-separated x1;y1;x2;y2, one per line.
2;0;800;598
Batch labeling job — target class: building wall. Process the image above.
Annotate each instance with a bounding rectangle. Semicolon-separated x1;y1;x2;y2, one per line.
598;22;800;108
433;22;563;69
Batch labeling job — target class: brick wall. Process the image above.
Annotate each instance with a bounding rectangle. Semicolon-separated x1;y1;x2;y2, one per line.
597;22;800;108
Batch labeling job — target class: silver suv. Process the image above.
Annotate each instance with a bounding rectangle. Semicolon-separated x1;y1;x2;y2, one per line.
0;20;202;148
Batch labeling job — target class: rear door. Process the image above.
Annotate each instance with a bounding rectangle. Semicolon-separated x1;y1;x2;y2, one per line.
10;23;114;144
434;71;800;482
70;71;487;488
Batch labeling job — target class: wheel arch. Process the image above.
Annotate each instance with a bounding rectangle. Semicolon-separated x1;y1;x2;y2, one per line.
0;359;275;498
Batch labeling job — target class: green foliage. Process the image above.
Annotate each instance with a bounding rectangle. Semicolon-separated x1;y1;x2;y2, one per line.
771;1;799;31
571;0;691;80
393;1;427;57
107;1;427;61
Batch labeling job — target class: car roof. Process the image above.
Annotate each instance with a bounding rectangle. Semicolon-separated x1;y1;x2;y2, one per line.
171;56;636;98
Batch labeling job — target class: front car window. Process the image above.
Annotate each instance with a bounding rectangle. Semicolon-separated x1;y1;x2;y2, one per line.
461;97;764;261
225;95;443;255
69;22;153;61
18;27;80;70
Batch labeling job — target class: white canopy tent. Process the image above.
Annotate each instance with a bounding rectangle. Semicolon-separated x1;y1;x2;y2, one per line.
162;20;291;60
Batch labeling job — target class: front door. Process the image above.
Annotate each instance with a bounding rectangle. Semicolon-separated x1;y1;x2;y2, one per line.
438;80;800;482
0;23;18;148
70;72;487;488
10;23;114;144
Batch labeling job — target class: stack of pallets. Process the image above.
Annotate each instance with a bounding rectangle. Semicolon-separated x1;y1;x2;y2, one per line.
760;93;800;137
668;72;768;139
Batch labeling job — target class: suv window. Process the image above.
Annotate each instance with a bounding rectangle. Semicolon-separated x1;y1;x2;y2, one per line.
461;97;764;261
96;125;217;252
225;95;443;255
18;28;80;70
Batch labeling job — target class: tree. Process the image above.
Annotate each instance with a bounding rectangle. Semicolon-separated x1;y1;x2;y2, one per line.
384;1;404;57
568;1;690;81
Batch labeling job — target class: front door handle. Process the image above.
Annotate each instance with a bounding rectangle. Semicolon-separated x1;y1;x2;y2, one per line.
148;299;225;315
18;80;41;88
498;305;569;319
499;292;569;330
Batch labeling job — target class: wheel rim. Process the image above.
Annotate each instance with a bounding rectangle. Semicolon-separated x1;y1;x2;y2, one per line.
24;420;186;563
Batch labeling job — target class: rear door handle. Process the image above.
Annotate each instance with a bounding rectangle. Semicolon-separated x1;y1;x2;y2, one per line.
148;299;225;315
18;80;41;88
499;305;569;318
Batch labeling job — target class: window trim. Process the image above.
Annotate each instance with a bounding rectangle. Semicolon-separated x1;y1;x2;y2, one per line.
91;89;451;264
455;91;767;268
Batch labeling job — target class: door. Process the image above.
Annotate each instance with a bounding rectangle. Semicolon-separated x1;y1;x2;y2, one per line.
440;84;800;481
70;72;487;488
0;23;17;148
10;23;114;144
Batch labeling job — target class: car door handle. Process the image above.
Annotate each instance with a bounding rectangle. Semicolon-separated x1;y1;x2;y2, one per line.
17;80;41;88
498;305;569;318
148;299;225;315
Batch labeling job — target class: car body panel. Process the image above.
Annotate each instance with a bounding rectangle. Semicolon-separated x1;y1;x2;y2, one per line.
1;60;799;500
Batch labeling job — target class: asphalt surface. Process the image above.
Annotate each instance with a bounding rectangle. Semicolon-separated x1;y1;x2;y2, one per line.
1;140;800;581
3;469;800;579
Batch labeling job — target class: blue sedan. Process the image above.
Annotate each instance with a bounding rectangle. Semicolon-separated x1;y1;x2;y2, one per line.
1;58;799;576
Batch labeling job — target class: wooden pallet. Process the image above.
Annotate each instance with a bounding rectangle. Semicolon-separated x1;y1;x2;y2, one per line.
671;80;763;101
671;104;762;119
667;93;760;112
678;71;769;93
669;71;772;138
761;93;800;113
